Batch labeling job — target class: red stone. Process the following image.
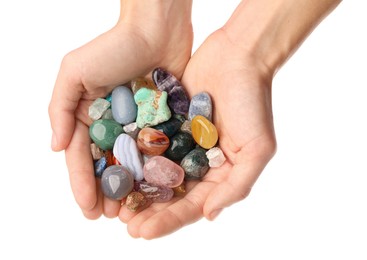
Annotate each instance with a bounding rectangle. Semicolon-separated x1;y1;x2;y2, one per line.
137;128;170;156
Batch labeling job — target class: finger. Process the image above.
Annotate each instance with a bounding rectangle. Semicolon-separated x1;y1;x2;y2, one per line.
129;182;216;240
49;54;84;151
103;197;121;219
82;179;103;220
65;120;97;211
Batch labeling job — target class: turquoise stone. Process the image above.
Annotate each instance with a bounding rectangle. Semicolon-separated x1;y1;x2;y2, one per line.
89;119;123;150
181;147;209;180
134;88;171;128
165;132;196;161
153;116;183;138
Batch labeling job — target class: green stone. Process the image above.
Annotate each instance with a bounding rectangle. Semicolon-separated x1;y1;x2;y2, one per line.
134;88;171;128
89;119;123;150
181;147;209;180
165;132;195;161
153;116;183;138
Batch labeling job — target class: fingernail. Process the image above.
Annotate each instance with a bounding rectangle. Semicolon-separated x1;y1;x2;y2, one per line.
51;132;58;149
209;208;223;220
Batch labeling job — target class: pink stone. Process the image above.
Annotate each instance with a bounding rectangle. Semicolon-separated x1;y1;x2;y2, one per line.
143;156;184;188
134;181;174;203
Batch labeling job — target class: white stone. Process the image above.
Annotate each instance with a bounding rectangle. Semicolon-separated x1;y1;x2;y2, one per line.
123;122;140;140
206;147;226;168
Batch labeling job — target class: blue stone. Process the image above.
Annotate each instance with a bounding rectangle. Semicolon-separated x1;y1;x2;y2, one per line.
111;86;137;125
94;157;107;178
188;92;212;121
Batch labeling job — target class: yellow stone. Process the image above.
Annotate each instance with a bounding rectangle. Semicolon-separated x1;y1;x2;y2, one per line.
191;115;218;149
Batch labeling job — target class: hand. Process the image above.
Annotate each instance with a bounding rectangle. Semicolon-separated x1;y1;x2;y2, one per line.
48;0;193;219
119;29;276;239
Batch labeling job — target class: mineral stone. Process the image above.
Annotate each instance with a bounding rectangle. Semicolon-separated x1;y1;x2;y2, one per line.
131;77;157;94
134;88;171;128
111;86;137;125
126;191;147;212
134;181;174;203
191;115;218;149
101;109;113;119
88;98;111;121
137;128;170;156
153;116;183;138
206;147;226;168
188;92;212;121
165;131;196;161
113;134;144;181
180;120;192;134
94;157;107;178
181;147;209;180
123;122;140;140
172;182;186;196
90;143;104;160
101;165;134;200
89;119;123;150
143;156;184;188
152;68;189;115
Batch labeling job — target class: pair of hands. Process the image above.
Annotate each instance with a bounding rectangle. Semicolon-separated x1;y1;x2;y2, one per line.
49;4;276;239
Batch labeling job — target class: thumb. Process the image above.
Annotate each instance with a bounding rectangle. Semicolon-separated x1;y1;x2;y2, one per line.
49;58;83;151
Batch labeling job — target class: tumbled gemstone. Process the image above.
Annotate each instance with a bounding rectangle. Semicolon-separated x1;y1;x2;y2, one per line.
101;109;113;119
90;143;104;160
143;156;184;188
206;147;226;168
137;128;170;156
101;165;134;200
188;92;212;121
104;150;120;166
123;122;140;140
113;134;144;181
89;98;111;121
153;116;183;138
181;147;210;180
165;132;196;161
134;181;174;203
89;119;123;150
152;68;189;115
126;191;147;212
191;115;218;149
134;88;171;128
172;182;186;197
111;86;137;125
180;120;192;134
94;157;107;178
131;77;157;94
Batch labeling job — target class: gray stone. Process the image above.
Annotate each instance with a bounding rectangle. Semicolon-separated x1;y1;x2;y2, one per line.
111;86;137;125
89;98;110;121
101;165;134;200
188;92;212;121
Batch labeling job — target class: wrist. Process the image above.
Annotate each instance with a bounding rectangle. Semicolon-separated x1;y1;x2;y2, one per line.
222;0;341;76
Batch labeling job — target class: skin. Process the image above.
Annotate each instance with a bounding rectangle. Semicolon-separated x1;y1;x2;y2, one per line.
49;0;341;239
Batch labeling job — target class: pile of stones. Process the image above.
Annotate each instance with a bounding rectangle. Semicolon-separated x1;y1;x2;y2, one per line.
89;68;226;211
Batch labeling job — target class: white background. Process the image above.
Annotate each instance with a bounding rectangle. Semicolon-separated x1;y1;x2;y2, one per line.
0;1;366;259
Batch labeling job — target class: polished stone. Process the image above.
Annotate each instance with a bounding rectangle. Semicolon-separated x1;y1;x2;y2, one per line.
172;182;186;197
206;147;226;168
126;191;147;212
153;116;183;138
134;88;171;128
131;77;157;94
152;67;189;115
188;92;212;121
101;165;134;200
94;157;107;178
181;147;209;180
137;128;170;155
111;86;137;125
90;143;104;160
123;122;140;140
143;156;185;188
101;109;113;119
89;119;123;150
113;134;144;181
165;131;196;161
89;98;111;121
180;120;192;134
191;115;218;149
134;181;174;203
